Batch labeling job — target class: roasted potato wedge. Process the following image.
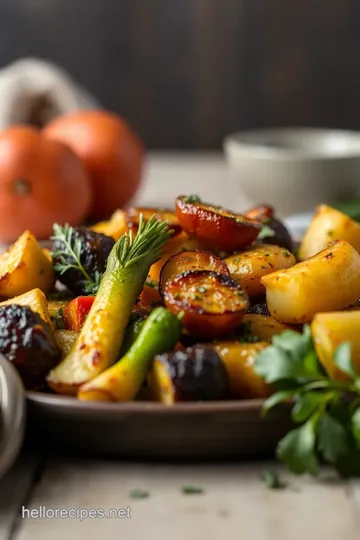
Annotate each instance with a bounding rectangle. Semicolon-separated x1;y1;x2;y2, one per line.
149;345;229;403
241;314;295;342
299;204;360;260
312;311;360;380
225;244;295;297
47;299;71;321
0;230;54;297
0;288;52;326
159;249;229;299
212;341;271;398
175;196;261;251
125;207;182;236
148;232;205;282
262;240;360;324
163;270;249;338
55;330;78;357
92;209;128;241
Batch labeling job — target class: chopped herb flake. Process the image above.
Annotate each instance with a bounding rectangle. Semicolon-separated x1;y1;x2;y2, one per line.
181;485;204;495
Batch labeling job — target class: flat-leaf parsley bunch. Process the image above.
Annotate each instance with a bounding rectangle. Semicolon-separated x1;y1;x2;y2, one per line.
254;327;360;477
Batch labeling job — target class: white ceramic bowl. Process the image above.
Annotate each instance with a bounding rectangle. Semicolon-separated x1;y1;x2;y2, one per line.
224;128;360;217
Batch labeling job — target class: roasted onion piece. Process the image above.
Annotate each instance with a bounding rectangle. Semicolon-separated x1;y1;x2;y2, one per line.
175;196;261;251
149;344;229;403
159;250;229;300
163;270;249;338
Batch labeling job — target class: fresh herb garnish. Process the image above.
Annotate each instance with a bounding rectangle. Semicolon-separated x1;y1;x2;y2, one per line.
257;224;276;240
261;470;286;489
51;224;102;295
184;194;201;204
198;286;207;293
254;327;360;477
129;489;150;499
181;485;204;495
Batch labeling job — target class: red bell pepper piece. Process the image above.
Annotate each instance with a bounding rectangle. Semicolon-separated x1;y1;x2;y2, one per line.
67;296;95;332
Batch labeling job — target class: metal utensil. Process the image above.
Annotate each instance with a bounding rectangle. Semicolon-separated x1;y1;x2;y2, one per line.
0;354;25;478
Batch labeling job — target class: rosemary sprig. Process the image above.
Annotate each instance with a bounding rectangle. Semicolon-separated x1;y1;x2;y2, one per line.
51;224;100;294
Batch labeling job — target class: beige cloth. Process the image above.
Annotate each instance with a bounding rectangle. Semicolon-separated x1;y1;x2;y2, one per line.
0;57;99;128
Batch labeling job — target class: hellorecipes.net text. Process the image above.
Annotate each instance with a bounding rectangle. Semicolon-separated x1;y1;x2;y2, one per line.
22;506;132;522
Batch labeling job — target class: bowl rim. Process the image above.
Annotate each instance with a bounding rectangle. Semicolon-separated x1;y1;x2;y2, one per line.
223;127;360;161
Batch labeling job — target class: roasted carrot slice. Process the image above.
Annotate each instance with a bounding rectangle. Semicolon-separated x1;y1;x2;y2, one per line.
159;250;229;300
163;270;249;338
67;296;95;332
175;196;261;251
245;205;274;221
125;207;182;236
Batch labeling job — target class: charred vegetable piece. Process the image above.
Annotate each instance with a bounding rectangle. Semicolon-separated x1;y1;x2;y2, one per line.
0;304;60;389
126;207;182;236
0;288;52;326
159;250;229;300
225;244;295;297
262;240;360;324
0;230;55;298
245;205;293;252
175;196;261;252
212;341;270;399
299;204;360;260
163;270;249;338
148;231;205;282
92;209;128;241
55;330;78;357
66;296;95;332
78;308;182;402
248;297;270;316
241;314;296;342
52;225;115;295
137;281;162;310
47;216;172;395
311;311;360;380
149;344;229;403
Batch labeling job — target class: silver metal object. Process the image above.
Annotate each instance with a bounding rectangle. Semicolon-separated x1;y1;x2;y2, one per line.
0;354;25;478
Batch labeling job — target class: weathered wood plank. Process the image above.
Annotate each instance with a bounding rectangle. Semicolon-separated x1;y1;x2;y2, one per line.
0;452;42;540
15;459;359;540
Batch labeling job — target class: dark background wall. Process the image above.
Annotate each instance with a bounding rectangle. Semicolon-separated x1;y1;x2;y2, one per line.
1;0;360;148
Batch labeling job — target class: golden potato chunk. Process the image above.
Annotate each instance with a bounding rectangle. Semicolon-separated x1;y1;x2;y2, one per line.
92;209;127;240
0;231;54;297
242;314;296;342
312;311;360;380
299;204;360;260
0;288;52;326
213;341;271;398
55;330;78;358
225;244;295;296
261;240;360;324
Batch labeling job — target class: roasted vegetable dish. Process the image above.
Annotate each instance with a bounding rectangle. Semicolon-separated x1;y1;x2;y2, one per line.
1;194;360;415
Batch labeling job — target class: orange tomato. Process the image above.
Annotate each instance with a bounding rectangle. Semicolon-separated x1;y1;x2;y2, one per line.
0;125;91;242
44;110;144;220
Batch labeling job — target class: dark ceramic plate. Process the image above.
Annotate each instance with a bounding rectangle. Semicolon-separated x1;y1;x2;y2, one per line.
26;392;292;460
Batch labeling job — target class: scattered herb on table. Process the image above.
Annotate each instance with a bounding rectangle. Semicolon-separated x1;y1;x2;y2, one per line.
254;327;360;477
129;489;150;499
261;470;286;490
181;485;204;495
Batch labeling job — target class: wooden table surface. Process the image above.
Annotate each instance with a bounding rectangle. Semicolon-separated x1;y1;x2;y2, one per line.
1;154;360;540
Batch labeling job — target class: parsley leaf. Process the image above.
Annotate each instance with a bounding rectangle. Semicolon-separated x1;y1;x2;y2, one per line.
257;224;276;240
261;470;286;489
181;485;204;495
317;412;349;464
129;489;150;499
277;418;319;475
